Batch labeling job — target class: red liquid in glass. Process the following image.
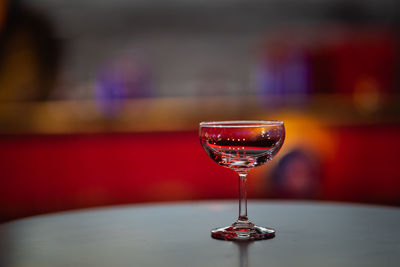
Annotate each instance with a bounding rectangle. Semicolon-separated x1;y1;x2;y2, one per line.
200;125;285;173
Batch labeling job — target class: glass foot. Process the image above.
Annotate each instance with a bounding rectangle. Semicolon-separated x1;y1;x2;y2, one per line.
211;221;275;241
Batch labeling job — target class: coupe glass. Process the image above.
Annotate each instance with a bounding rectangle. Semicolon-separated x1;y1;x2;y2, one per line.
199;120;285;241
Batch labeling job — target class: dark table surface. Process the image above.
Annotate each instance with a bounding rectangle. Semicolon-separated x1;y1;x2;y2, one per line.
1;201;400;267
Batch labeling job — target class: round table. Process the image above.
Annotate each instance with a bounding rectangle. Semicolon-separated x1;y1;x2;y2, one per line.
1;201;400;267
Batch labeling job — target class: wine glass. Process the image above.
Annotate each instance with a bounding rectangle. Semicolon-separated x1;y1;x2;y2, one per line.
199;120;285;241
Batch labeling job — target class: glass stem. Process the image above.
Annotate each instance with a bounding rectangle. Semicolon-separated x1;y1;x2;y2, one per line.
238;173;248;222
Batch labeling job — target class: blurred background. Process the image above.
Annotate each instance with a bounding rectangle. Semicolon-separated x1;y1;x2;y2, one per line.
0;0;399;222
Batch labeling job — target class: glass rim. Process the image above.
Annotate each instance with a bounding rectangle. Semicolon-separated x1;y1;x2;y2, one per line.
199;120;284;128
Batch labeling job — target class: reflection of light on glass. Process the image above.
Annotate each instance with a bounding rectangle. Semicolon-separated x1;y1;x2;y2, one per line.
353;77;381;114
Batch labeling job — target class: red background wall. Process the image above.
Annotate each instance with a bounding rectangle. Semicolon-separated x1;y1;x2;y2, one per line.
1;125;399;222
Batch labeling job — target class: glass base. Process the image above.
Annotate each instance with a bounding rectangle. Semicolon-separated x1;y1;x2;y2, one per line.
211;221;275;241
